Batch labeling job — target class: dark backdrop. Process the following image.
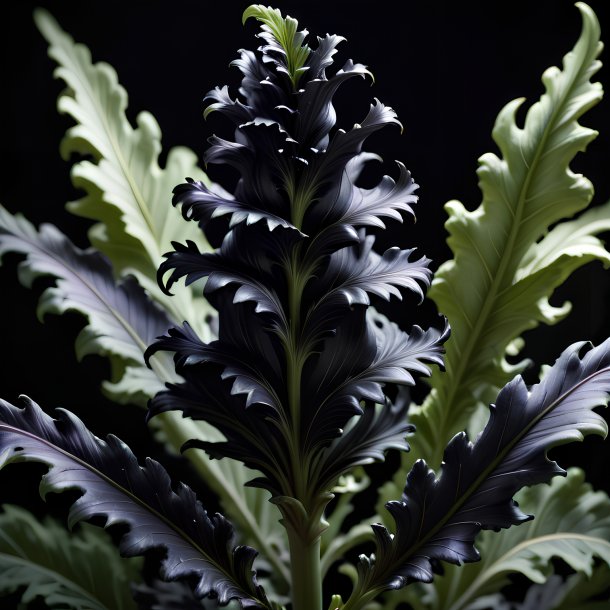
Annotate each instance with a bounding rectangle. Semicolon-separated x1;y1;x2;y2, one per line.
0;0;609;581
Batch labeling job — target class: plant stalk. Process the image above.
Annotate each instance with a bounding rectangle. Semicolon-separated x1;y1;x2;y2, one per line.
286;527;322;610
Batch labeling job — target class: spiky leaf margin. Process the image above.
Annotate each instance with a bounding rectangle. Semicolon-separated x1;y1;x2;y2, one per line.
406;1;608;474
34;8;214;341
342;338;610;609
0;205;290;592
388;468;610;610
0;205;171;406
0;396;271;609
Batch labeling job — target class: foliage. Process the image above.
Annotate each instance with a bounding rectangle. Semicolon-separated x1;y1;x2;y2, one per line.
0;504;140;610
0;3;609;610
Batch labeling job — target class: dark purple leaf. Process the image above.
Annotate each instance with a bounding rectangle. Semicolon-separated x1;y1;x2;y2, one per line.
295;59;372;150
0;397;271;608
172;178;299;235
313;389;413;491
311;232;431;313
0;209;172;404
147;320;283;412
353;338;610;596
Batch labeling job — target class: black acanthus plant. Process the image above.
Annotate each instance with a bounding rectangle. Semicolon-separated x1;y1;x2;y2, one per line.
1;4;610;610
146;5;449;607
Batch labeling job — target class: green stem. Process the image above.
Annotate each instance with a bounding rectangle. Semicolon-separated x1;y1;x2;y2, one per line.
286;528;322;610
342;588;381;610
286;247;307;499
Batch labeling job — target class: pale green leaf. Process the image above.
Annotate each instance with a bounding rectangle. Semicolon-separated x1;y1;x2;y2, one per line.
321;470;373;578
34;8;214;341
464;568;610;610
407;2;606;473
0;504;141;610
102;363;166;406
387;468;610;610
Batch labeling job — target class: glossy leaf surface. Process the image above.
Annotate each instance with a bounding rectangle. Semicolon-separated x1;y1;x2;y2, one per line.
0;397;271;609
0;206;170;406
392;468;610;610
346;338;610;607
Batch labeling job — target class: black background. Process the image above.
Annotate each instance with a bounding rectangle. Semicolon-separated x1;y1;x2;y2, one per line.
1;0;610;601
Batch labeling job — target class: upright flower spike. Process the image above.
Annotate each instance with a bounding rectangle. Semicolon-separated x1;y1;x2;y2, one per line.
149;13;447;602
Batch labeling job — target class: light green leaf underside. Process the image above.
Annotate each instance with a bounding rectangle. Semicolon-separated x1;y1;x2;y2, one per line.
407;1;606;473
383;468;610;610
321;470;373;578
34;8;214;341
0;504;141;610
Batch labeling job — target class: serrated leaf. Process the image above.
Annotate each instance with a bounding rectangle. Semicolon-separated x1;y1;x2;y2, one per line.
295;58;371;150
318;232;431;307
242;5;311;88
0;396;271;609
0;504;141;610
156;415;292;598
0;206;290;593
172;177;303;236
313;397;412;493
0;205;172;406
396;468;610;610
345;338;610;607
407;1;607;473
34;8;214;340
23;9;290;585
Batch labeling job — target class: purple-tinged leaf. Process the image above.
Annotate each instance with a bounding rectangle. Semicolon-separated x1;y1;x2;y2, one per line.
302;309;447;452
313;390;413;491
0;396;271;608
204;85;254;124
158;232;287;326
147;321;283;413
295;59;372;150
306;99;404;201
305;34;346;80
317;232;431;307
349;338;610;599
337;161;418;230
0;207;172;404
173;178;299;235
305;154;418;256
230;49;289;118
149;370;291;498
